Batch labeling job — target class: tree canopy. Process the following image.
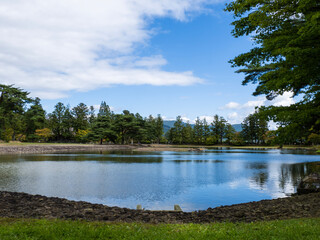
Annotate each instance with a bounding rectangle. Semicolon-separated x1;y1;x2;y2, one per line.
225;0;320;100
225;0;320;141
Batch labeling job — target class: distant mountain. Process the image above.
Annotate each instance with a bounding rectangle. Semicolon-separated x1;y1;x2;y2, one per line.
163;120;176;129
232;124;242;132
163;120;242;133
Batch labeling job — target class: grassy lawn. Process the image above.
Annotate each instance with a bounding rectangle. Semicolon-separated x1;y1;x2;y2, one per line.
0;218;319;240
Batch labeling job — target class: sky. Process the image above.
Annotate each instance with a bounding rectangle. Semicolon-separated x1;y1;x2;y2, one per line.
0;0;295;124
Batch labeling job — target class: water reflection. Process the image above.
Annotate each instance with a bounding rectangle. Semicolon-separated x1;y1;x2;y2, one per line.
0;149;319;211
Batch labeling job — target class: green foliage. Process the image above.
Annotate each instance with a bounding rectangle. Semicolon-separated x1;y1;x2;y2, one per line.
25;98;46;141
225;0;320;100
203;118;211;144
224;124;236;144
88;105;96;128
88;115;115;144
225;0;320;145
2;128;14;142
170;116;184;144
133;113;148;144
308;133;320;145
98;101;111;117
48;102;66;141
194;117;204;144
241;110;268;144
0;218;320;240
35;128;53;142
114;110;141;144
232;132;245;146
0;84;32;141
263;131;277;146
2;83;316;146
182;122;194;144
72;103;89;132
211;115;227;144
155;114;164;144
75;129;90;143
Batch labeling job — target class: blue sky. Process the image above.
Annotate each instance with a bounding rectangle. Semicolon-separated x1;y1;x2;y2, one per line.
1;0;294;124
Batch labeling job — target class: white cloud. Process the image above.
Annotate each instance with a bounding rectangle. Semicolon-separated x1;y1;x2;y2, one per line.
198;115;214;123
269;92;294;107
226;112;239;124
220;92;295;124
243;99;265;108
222;98;265;110
223;102;240;109
181;116;191;123
0;0;217;99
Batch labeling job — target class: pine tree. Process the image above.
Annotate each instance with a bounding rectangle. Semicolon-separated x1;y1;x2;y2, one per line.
211;115;227;144
194;117;204;144
25;97;46;141
0;84;32;141
72;103;89;132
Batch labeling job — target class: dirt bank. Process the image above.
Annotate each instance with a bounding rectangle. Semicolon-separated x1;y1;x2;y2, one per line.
0;144;137;154
0;143;317;155
0;191;319;223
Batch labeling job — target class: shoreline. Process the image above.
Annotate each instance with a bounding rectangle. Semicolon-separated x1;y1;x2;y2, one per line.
0;143;318;155
0;144;137;155
0;191;319;223
1;145;319;223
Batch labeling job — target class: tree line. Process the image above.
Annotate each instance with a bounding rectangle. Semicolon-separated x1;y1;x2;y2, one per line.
1;84;319;145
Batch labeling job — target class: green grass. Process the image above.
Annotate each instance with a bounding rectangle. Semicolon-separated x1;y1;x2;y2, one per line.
0;218;320;240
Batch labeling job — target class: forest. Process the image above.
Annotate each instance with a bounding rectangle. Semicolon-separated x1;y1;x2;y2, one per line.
1;84;319;146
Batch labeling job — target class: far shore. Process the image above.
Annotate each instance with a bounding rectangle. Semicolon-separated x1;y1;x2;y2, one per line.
0;142;318;154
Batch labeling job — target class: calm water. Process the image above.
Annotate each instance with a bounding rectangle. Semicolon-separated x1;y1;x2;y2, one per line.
0;148;319;211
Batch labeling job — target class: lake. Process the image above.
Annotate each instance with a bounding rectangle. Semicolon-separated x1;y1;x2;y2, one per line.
0;148;319;211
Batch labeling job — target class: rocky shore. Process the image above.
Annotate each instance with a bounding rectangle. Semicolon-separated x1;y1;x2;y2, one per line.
1;191;319;223
0;144;137;154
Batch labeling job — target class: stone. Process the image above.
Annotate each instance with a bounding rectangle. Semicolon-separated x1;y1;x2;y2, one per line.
174;205;182;211
297;173;320;195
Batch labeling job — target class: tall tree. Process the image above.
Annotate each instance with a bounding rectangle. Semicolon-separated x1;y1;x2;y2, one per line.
225;0;320;141
145;115;156;143
0;84;32;141
48;102;66;141
211;115;227;144
172;116;184;144
182;122;193;144
114;110;139;144
72;103;89;132
88;114;116;144
25;97;46;140
134;113;147;144
224;123;236;145
88;102;116;144
194;117;204;144
88;105;96;128
61;106;74;140
203;118;211;144
98;101;111;117
154;114;164;144
241;111;268;144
